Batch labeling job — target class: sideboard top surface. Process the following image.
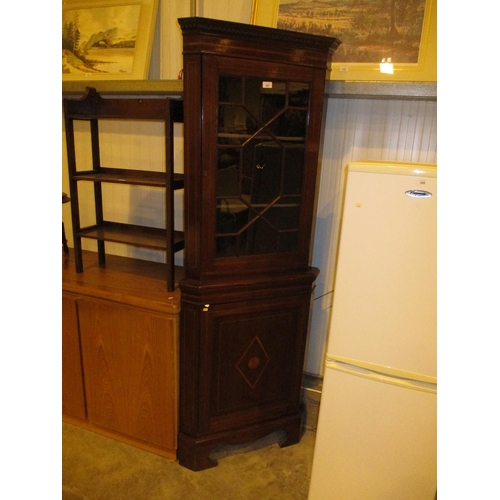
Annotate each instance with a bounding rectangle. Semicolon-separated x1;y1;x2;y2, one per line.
62;250;181;314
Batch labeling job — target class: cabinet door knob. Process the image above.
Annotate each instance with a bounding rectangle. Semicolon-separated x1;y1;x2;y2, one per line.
256;164;265;170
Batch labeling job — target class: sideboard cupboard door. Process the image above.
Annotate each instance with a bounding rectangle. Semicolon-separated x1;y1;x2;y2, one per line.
62;292;86;420
77;297;178;451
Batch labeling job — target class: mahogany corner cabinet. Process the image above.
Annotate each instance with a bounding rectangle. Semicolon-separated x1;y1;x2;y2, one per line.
177;17;340;471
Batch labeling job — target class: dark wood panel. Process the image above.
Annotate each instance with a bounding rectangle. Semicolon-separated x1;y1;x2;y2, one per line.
206;295;310;434
211;309;296;413
64;88;172;120
178;17;339;69
77;222;184;252
73;169;184;189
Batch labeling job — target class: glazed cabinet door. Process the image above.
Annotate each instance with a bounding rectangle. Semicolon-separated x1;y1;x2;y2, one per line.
185;55;327;280
62;292;86;420
77;297;178;450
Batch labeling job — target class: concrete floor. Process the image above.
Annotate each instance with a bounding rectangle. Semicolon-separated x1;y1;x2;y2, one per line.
62;422;317;500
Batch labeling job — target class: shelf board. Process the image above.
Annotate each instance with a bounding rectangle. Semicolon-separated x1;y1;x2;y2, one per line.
77;222;185;252
73;169;184;189
62;80;183;96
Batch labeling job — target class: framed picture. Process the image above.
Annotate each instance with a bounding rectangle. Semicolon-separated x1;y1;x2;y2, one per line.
62;0;158;81
251;0;436;82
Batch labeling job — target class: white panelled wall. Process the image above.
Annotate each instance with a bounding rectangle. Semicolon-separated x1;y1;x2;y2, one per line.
305;96;437;375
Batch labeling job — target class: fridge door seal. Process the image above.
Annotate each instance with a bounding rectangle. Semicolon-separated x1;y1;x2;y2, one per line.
325;354;437;394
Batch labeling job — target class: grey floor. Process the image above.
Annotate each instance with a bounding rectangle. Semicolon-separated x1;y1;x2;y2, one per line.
62;422;317;500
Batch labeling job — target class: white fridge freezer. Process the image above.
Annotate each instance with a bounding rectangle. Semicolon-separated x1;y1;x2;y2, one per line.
308;161;437;500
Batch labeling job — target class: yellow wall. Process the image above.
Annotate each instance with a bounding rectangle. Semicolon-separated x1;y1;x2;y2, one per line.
160;0;252;79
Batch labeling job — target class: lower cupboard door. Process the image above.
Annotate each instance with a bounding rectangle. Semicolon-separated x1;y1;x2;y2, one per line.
78;297;178;450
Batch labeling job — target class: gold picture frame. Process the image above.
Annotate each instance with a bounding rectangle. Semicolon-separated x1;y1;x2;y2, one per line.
62;0;158;81
251;0;436;82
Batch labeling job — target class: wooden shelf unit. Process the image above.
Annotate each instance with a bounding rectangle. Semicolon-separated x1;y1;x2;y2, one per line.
63;87;184;291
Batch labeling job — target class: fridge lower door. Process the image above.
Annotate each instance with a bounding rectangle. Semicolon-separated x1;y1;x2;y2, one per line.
308;366;437;500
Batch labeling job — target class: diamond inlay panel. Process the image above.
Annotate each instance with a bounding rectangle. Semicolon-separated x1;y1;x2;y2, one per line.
210;306;302;417
236;336;270;389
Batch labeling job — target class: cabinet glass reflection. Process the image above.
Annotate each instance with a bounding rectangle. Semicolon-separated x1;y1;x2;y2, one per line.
216;76;309;258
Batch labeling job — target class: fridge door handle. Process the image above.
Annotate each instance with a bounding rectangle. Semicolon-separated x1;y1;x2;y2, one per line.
325;354;437;394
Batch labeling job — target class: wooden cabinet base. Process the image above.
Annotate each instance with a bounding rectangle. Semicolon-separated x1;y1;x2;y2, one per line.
177;411;303;471
178;270;317;471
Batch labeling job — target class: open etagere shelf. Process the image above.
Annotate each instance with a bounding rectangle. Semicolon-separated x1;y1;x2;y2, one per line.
64;87;184;291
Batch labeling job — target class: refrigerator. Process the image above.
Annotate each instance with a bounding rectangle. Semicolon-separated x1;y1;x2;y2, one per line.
308;161;437;500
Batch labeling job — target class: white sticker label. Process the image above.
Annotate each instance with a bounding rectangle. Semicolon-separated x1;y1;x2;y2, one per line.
262;81;273;88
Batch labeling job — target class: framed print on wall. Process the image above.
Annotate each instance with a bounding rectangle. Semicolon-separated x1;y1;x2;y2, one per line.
251;0;436;82
62;0;158;81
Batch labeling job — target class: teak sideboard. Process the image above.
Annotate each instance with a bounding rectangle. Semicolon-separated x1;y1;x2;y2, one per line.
62;250;181;460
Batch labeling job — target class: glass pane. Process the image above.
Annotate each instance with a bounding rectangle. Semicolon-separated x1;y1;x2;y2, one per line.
268;109;308;138
216;235;238;257
219;76;242;103
216;76;310;258
251;141;282;205
277;232;298;253
264;201;300;230
289;83;310;107
283;145;304;195
217;148;240;197
245;78;281;119
259;83;287;125
219;105;259;137
216;199;250;235
245;219;278;255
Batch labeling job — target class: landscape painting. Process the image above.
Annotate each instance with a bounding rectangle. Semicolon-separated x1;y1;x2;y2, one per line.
62;4;141;77
276;0;427;64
